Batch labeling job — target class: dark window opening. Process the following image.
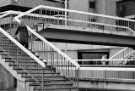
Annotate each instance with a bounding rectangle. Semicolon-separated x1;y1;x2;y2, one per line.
14;78;17;88
45;0;64;3
0;5;31;12
89;1;96;9
78;52;109;65
116;0;135;17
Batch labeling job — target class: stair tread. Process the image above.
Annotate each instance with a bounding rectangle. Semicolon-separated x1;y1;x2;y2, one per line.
14;68;46;70
26;78;68;82
22;75;64;79
30;82;72;86
26;79;69;82
34;86;75;90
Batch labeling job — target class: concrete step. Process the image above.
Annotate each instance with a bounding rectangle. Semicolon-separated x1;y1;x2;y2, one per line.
26;78;70;83
22;74;64;80
33;87;75;91
25;78;68;85
14;67;48;71
30;81;72;87
9;63;40;68
18;71;60;77
8;60;39;65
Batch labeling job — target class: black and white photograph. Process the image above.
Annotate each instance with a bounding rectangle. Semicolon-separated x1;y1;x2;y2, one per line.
0;0;135;91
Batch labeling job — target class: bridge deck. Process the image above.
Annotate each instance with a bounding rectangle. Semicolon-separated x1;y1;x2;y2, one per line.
38;24;135;48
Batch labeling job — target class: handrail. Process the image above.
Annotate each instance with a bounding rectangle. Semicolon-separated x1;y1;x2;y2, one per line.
15;5;135;23
26;25;80;68
124;50;135;58
0;11;46;67
77;59;132;62
0;27;45;67
0;11;44;89
0;55;25;81
0;10;22;19
81;67;135;71
15;13;135;33
14;5;135;36
109;47;128;59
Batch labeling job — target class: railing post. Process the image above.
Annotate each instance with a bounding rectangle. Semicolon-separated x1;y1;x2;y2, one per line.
76;67;80;90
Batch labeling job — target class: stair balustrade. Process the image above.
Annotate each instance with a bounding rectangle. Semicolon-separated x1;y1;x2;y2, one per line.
109;47;133;59
15;5;135;37
77;59;135;81
0;11;78;91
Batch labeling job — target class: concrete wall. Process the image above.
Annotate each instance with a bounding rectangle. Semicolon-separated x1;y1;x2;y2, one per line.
68;0;89;27
0;64;16;90
96;0;117;16
0;0;12;7
109;47;123;58
69;0;89;12
31;41;121;60
15;0;64;8
0;0;64;8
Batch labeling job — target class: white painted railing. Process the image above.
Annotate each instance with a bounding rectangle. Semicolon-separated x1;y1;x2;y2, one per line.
77;59;135;81
0;27;45;67
109;47;133;59
0;10;80;87
0;55;24;81
0;10;46;67
77;59;135;66
14;5;135;36
124;50;135;59
80;67;135;81
0;11;42;91
26;25;79;68
15;9;80;86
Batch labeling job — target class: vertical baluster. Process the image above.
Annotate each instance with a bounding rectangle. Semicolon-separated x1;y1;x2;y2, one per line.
42;67;44;91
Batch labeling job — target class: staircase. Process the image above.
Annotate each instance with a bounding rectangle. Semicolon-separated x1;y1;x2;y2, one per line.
0;11;79;91
109;47;134;59
109;47;135;65
1;4;135;90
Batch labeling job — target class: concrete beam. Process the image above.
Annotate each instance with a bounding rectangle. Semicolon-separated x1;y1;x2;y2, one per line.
39;28;135;48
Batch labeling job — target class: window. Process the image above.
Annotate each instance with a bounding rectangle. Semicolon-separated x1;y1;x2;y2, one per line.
78;51;109;65
45;0;64;3
78;52;109;59
89;1;96;9
117;0;135;17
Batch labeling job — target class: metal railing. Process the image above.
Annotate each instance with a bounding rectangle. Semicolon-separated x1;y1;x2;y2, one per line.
77;59;135;81
80;67;135;81
109;47;133;59
27;25;80;86
0;11;48;90
14;5;135;37
14;9;80;87
77;59;135;66
124;50;135;59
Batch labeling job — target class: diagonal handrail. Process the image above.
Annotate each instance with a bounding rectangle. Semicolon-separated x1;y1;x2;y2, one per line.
109;47;133;59
0;27;45;67
0;11;45;67
15;5;135;23
14;5;135;37
0;11;46;90
26;25;80;68
15;13;135;34
109;47;128;59
0;55;25;81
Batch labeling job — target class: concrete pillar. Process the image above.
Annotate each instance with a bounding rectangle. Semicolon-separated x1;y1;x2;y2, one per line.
68;0;89;27
17;80;33;91
96;0;106;15
96;0;118;33
96;0;117;16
